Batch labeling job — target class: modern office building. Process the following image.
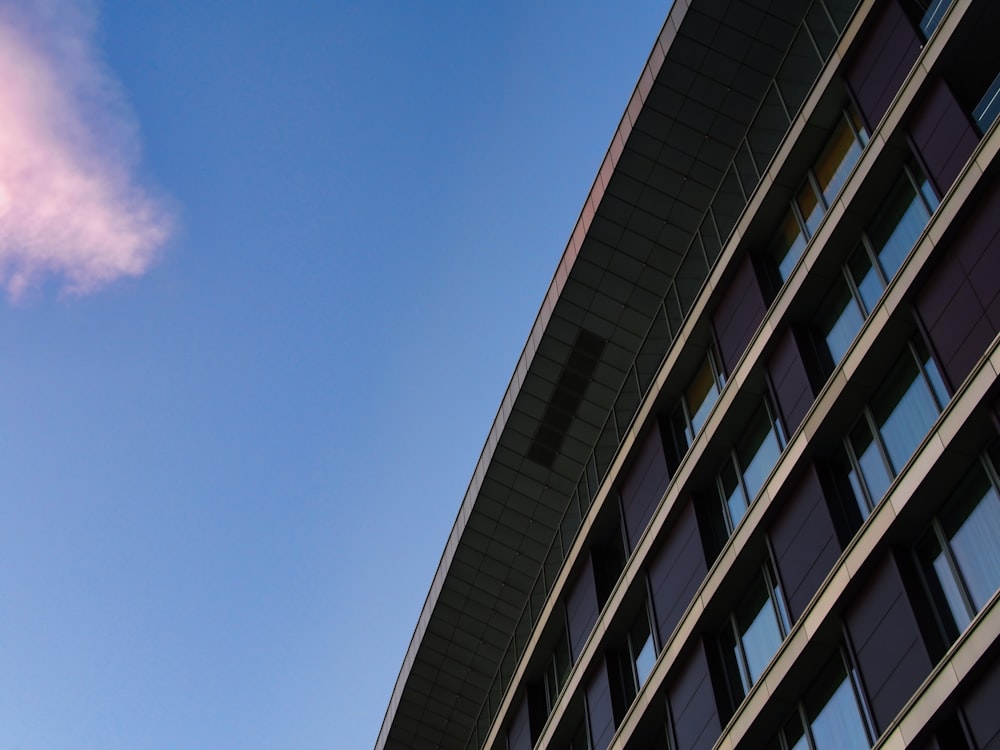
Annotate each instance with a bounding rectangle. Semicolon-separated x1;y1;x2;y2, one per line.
376;0;1000;748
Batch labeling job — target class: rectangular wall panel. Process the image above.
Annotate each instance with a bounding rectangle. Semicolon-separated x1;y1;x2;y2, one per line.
585;660;616;750
909;77;979;197
565;555;600;662
506;691;533;750
962;653;1000;750
648;500;708;645
667;641;722;750
768;464;841;621
915;176;1000;389
712;255;767;374
621;426;671;551
845;552;933;733
845;0;921;129
766;327;815;436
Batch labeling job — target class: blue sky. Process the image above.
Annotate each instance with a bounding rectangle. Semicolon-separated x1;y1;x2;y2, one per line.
0;2;665;748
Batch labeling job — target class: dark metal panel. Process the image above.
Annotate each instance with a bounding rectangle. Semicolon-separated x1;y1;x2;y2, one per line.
585;660;617;750
648;500;708;644
768;463;842;621
916;177;1000;389
506;691;533;750
621;426;671;551
667;641;723;750
909;78;979;197
845;553;933;734
766;327;815;435
712;254;767;374
844;0;921;130
566;555;600;662
962;654;1000;750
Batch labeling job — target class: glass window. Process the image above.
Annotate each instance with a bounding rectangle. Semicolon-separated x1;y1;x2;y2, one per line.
543;630;572;712
813;109;868;206
772;650;873;750
670;350;724;465
771;108;868;284
918;0;952;38
973;69;1000;134
843;341;946;516
715;399;786;534
720;562;790;705
866;168;935;281
917;456;1000;642
772;210;810;283
815;276;866;367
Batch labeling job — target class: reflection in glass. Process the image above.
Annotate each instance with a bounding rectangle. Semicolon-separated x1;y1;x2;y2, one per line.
867;173;930;281
773;211;809;282
813;114;866;206
720;564;789;705
816;278;865;365
918;460;1000;642
871;352;941;473
771;651;872;750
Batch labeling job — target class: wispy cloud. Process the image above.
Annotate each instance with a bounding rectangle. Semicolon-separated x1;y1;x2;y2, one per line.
0;0;173;300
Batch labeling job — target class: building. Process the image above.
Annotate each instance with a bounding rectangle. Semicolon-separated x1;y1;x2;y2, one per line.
376;0;1000;748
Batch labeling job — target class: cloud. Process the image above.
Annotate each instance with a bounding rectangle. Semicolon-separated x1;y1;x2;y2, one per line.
0;0;173;299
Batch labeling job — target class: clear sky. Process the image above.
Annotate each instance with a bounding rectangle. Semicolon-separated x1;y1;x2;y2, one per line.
0;2;666;748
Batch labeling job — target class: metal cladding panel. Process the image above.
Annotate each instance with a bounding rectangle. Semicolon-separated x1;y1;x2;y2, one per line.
585;660;616;750
845;0;921;130
916;176;1000;391
648;499;708;644
767;463;841;621
844;552;934;735
565;555;600;662
620;425;671;551
766;327;815;436
909;77;979;197
962;653;1000;750
667;640;723;750
712;254;767;375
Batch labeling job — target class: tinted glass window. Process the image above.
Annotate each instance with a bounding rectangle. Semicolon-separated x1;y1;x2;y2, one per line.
868;171;932;280
816;278;865;365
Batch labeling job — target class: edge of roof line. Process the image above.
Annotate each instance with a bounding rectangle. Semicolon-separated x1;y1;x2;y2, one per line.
373;3;685;747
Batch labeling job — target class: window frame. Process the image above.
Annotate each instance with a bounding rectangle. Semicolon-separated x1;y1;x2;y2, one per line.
715;396;787;536
841;339;947;517
718;559;792;709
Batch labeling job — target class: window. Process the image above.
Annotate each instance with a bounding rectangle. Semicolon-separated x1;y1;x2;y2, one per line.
811;161;937;373
915;0;951;38
917;454;1000;643
611;598;659;718
714;399;786;538
542;630;572;715
972;69;1000;134
840;340;948;518
769;650;875;750
669;349;725;464
771;109;868;283
719;562;791;707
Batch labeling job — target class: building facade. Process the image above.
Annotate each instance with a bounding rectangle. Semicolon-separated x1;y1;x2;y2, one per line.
377;0;1000;748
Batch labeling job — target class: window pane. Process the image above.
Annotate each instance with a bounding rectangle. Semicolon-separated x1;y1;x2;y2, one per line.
868;172;930;280
630;606;656;687
808;675;871;750
797;180;823;236
847;245;884;314
849;419;891;510
944;473;1000;611
772;211;808;282
816;278;865;365
687;355;721;436
917;529;970;637
973;69;1000;134
920;0;952;38
872;351;940;473
739;403;783;501
721;459;746;532
814;115;865;205
737;573;786;684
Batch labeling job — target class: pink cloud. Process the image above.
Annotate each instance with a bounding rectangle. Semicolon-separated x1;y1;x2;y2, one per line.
0;1;173;299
